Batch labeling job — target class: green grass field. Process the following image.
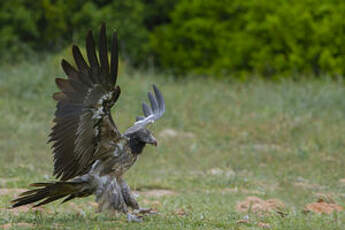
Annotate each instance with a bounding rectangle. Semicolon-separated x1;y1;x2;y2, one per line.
0;57;344;229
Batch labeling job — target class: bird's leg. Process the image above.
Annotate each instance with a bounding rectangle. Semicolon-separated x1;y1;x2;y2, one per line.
118;177;156;215
118;177;139;209
95;176;142;222
111;180;143;222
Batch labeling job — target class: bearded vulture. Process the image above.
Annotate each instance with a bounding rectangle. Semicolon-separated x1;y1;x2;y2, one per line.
11;24;165;222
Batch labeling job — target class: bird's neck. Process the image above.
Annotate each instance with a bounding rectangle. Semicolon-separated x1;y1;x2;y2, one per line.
128;137;146;155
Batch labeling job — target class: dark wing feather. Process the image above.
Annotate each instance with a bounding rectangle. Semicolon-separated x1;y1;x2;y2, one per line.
86;31;99;70
99;24;109;75
72;45;89;73
110;32;118;85
50;24;121;181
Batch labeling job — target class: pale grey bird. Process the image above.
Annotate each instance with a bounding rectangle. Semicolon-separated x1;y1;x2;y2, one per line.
11;24;165;222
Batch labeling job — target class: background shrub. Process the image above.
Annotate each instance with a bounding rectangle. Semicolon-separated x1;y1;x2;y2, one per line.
0;0;150;66
1;0;344;78
150;0;345;78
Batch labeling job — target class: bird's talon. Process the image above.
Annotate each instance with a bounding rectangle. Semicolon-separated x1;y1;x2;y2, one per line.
127;213;143;222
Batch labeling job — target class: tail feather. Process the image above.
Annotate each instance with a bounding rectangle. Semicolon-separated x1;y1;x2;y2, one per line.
11;181;91;208
33;194;67;207
61;194;76;204
20;188;44;196
30;182;53;187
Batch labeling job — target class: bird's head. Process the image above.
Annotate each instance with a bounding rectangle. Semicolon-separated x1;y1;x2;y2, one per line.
127;128;157;155
124;84;165;154
132;128;157;146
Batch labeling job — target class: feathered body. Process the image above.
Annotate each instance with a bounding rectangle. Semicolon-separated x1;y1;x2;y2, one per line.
11;24;165;222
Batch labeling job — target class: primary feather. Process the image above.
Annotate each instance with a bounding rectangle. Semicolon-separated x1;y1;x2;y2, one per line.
49;23;121;181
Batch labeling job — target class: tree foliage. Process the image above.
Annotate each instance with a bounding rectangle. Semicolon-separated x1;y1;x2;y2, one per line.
0;0;150;65
1;0;344;78
150;0;345;78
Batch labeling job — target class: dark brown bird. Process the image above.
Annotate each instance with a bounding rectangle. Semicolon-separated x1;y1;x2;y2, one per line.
11;24;165;222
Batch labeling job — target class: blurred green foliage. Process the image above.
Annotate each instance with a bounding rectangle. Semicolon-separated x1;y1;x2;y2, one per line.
0;0;158;66
151;0;345;78
1;0;345;78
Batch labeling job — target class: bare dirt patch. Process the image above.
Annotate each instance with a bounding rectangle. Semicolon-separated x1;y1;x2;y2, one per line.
304;198;343;214
313;193;336;204
1;223;34;229
257;222;271;229
0;188;26;196
2;206;46;216
236;196;286;216
339;178;345;185
174;208;188;216
236;219;250;224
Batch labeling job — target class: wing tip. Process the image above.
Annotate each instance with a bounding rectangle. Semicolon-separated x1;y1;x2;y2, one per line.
99;23;107;42
86;30;95;47
72;44;78;52
61;59;69;69
101;22;106;31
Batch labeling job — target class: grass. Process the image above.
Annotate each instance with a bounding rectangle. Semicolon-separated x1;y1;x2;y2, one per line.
0;56;345;229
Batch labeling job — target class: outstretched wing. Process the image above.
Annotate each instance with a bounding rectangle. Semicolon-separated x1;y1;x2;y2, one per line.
124;85;165;135
49;24;121;181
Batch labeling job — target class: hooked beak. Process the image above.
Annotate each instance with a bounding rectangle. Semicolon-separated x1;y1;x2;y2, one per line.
151;139;158;147
149;136;158;147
